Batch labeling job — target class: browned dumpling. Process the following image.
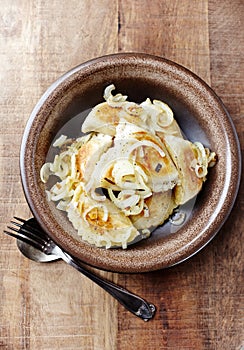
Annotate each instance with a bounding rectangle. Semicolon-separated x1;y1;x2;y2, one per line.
82;101;146;136
130;128;179;192
130;191;176;231
163;135;204;205
75;133;112;182
67;191;140;249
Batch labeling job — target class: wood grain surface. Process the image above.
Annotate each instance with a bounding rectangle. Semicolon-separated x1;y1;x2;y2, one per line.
0;1;243;349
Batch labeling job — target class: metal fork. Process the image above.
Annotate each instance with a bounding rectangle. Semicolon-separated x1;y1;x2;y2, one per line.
4;217;156;321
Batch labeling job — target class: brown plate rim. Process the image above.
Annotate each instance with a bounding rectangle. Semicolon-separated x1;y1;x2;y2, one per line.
20;53;242;273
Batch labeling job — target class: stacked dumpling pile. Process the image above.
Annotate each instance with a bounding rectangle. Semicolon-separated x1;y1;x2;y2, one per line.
41;85;216;249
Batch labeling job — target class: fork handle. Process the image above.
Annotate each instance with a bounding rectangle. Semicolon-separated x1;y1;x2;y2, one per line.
60;251;156;321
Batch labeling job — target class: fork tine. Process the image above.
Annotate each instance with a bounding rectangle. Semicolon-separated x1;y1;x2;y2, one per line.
10;220;22;228
14;217;41;231
6;225;20;233
13;216;26;223
3;229;43;251
13;217;41;230
14;217;47;238
4;229;20;239
24;222;46;237
10;221;47;246
14;217;46;238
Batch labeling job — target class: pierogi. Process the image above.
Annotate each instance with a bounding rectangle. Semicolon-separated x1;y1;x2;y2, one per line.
40;84;216;249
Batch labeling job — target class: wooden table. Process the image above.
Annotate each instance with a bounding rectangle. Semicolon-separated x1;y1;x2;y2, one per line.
0;1;243;349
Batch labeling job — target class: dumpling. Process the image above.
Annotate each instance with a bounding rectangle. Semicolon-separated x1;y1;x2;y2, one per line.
67;190;140;249
86;122;179;194
162;135;204;205
75;133;113;183
82;98;183;140
41;84;217;249
129;127;179;192
130;191;176;231
82;101;148;136
140;97;183;138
